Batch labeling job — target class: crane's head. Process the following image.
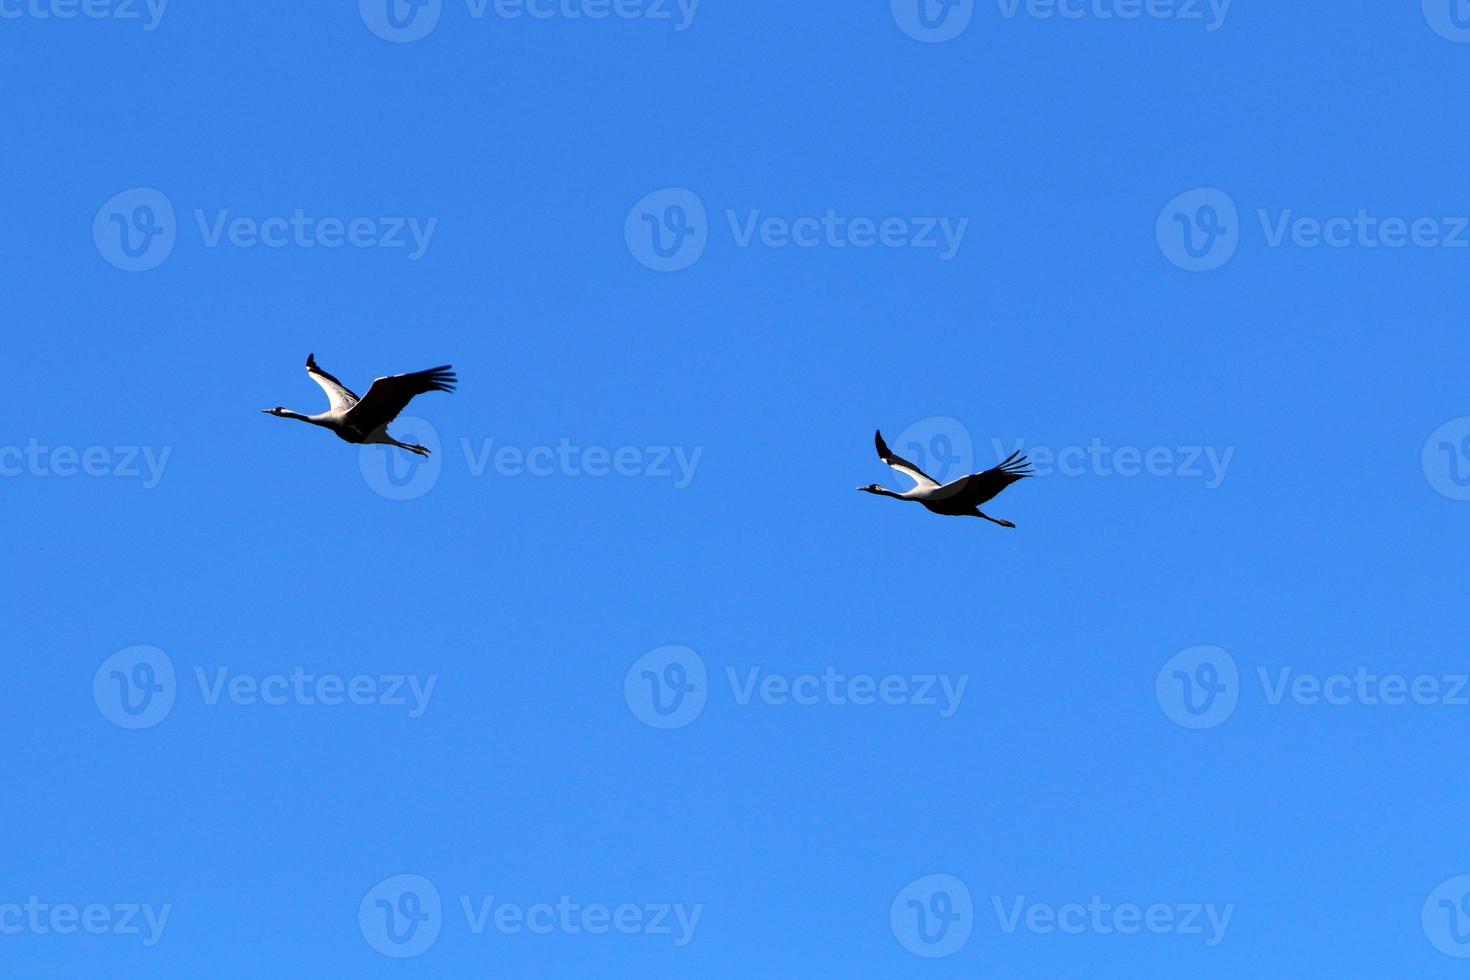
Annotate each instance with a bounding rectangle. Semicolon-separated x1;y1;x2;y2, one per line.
857;484;883;494
262;407;308;422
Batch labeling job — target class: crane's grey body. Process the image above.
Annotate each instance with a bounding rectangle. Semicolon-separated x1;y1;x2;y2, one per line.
263;354;457;457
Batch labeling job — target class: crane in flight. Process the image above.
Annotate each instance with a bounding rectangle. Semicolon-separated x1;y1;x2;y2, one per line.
858;429;1033;527
263;354;457;457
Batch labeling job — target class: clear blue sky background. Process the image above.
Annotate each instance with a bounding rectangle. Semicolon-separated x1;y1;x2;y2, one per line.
4;1;1470;976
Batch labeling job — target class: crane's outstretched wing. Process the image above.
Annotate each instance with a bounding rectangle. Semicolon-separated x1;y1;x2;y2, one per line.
306;354;360;412
936;451;1033;505
347;365;457;432
874;429;939;490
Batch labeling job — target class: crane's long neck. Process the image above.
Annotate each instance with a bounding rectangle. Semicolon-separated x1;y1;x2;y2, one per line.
870;486;907;500
276;409;329;427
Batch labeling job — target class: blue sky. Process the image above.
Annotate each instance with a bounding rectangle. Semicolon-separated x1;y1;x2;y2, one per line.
4;1;1470;976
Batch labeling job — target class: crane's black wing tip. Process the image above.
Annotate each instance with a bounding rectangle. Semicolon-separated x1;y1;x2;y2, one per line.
306;355;359;396
421;365;457;394
996;451;1033;475
874;429;889;458
1002;457;1033;479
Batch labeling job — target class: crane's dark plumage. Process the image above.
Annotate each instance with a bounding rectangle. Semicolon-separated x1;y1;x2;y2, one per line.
349;363;457;434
